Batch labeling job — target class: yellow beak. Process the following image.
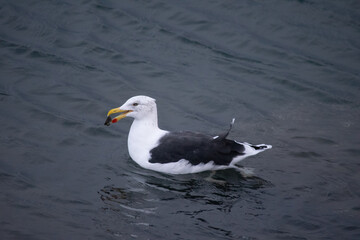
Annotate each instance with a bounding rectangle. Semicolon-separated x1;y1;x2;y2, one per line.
105;108;132;125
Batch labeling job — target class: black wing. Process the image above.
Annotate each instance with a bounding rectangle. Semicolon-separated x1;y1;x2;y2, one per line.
149;131;245;166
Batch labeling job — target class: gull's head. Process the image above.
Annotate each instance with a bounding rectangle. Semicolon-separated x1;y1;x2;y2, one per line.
104;96;156;126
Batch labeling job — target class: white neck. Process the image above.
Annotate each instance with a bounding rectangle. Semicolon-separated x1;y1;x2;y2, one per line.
127;108;168;167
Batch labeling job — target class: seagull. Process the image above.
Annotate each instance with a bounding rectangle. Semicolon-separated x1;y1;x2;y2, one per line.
104;95;271;174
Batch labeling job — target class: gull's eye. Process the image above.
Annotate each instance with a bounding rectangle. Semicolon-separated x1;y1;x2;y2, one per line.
132;103;139;106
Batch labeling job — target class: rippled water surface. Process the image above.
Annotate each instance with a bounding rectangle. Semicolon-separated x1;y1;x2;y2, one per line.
1;0;360;239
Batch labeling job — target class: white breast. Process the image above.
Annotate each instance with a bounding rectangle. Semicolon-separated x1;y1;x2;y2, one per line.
127;119;168;168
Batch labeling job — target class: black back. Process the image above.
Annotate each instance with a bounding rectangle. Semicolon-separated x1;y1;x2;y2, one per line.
149;131;245;166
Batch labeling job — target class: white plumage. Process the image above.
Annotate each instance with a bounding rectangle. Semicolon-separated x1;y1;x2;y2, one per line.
105;96;271;174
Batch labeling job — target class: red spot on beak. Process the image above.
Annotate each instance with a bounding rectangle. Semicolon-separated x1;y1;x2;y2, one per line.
112;118;118;123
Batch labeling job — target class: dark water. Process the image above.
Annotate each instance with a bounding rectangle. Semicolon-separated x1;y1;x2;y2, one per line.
1;0;360;239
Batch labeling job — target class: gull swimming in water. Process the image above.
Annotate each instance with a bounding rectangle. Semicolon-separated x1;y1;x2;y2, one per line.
105;95;272;175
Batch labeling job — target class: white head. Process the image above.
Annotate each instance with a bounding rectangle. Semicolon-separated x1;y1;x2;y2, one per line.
105;96;157;125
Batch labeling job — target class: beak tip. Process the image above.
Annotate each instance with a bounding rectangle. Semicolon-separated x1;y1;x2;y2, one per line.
104;116;112;126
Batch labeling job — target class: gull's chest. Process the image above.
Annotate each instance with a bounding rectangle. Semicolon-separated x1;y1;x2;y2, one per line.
127;124;167;166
